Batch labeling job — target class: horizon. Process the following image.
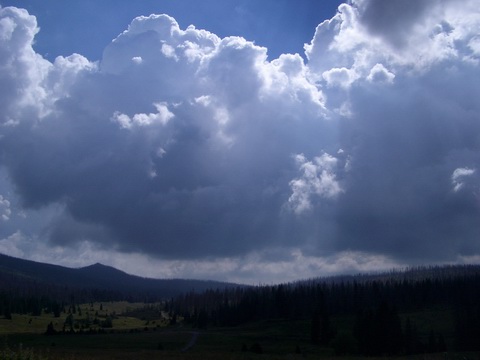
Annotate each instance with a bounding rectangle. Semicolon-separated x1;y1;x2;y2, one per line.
0;1;479;285
3;251;479;287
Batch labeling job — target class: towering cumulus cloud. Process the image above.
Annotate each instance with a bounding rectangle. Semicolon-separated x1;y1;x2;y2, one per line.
0;1;479;282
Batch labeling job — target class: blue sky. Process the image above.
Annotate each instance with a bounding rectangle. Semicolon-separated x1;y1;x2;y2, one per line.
0;0;479;284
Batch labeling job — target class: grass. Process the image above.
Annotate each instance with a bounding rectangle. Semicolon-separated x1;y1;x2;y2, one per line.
2;317;326;359
400;306;456;349
0;344;50;360
0;315;58;335
0;302;478;359
0;302;167;335
3;330;479;360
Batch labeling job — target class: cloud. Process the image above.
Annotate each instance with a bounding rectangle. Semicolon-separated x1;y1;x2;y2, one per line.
0;2;479;280
300;0;480;262
353;0;436;49
452;167;477;193
306;0;480;78
287;152;344;214
0;231;27;258
112;102;174;129
366;63;395;84
0;8;328;261
0;231;404;284
0;194;11;221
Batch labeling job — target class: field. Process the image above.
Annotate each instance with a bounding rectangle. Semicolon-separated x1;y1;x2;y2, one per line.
0;302;479;359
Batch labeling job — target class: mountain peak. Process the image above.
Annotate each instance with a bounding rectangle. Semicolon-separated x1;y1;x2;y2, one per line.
0;253;240;299
87;262;108;268
79;262;127;275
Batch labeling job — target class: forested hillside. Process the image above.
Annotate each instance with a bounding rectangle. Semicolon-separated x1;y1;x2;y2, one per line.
0;253;238;314
167;265;480;356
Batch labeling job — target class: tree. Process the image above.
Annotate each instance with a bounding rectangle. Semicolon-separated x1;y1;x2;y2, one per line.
45;322;57;335
250;343;263;354
196;309;208;329
454;303;480;351
4;306;12;320
169;313;177;326
404;317;414;355
428;330;436;353
311;310;321;344
437;333;447;352
52;302;61;318
101;315;113;328
64;313;74;332
354;301;402;356
311;307;335;346
331;331;357;355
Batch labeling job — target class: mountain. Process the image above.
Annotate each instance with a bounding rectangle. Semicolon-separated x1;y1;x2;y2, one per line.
0;253;240;300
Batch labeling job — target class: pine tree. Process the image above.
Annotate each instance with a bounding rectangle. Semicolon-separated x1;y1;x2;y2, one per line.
310;310;321;344
428;329;436;353
45;321;56;335
404;317;413;355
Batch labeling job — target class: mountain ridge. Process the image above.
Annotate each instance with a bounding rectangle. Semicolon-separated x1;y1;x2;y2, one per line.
0;253;241;300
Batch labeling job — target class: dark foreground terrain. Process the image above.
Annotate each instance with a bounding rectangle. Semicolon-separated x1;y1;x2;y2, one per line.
2;318;480;360
2;320;480;360
1;254;480;359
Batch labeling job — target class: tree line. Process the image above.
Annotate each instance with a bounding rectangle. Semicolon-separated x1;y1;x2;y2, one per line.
1;264;480;355
166;265;480;355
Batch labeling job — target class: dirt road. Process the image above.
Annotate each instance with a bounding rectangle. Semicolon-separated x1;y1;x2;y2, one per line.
181;331;199;352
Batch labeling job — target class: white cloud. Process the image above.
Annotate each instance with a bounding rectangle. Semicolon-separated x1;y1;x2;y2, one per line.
45;54;96;105
322;67;358;88
0;231;27;257
468;36;480;56
288;153;344;214
101;14;219;75
161;44;178;60
0;15;16;41
265;53;325;108
367;63;395;84
112;102;174;129
0;6;51;123
0;194;11;221
132;56;143;64
452;167;476;192
306;0;480;90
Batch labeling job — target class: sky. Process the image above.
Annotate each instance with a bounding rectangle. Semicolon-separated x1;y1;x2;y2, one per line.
0;0;479;285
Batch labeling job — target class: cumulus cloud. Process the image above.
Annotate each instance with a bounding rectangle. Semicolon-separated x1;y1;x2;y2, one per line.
0;1;479;280
287;153;344;214
366;63;395;84
112;103;174;129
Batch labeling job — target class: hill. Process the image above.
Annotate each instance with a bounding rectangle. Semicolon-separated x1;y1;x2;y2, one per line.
295;263;480;286
0;253;239;301
167;263;480;355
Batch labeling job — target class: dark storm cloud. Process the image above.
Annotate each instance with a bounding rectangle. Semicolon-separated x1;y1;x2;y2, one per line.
354;0;434;48
1;1;479;268
0;10;331;259
332;64;480;261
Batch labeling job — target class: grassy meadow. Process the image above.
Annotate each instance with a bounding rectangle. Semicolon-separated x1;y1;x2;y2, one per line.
0;302;479;359
0;302;163;335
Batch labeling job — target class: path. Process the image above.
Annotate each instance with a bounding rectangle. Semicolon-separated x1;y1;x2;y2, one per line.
181;331;199;352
